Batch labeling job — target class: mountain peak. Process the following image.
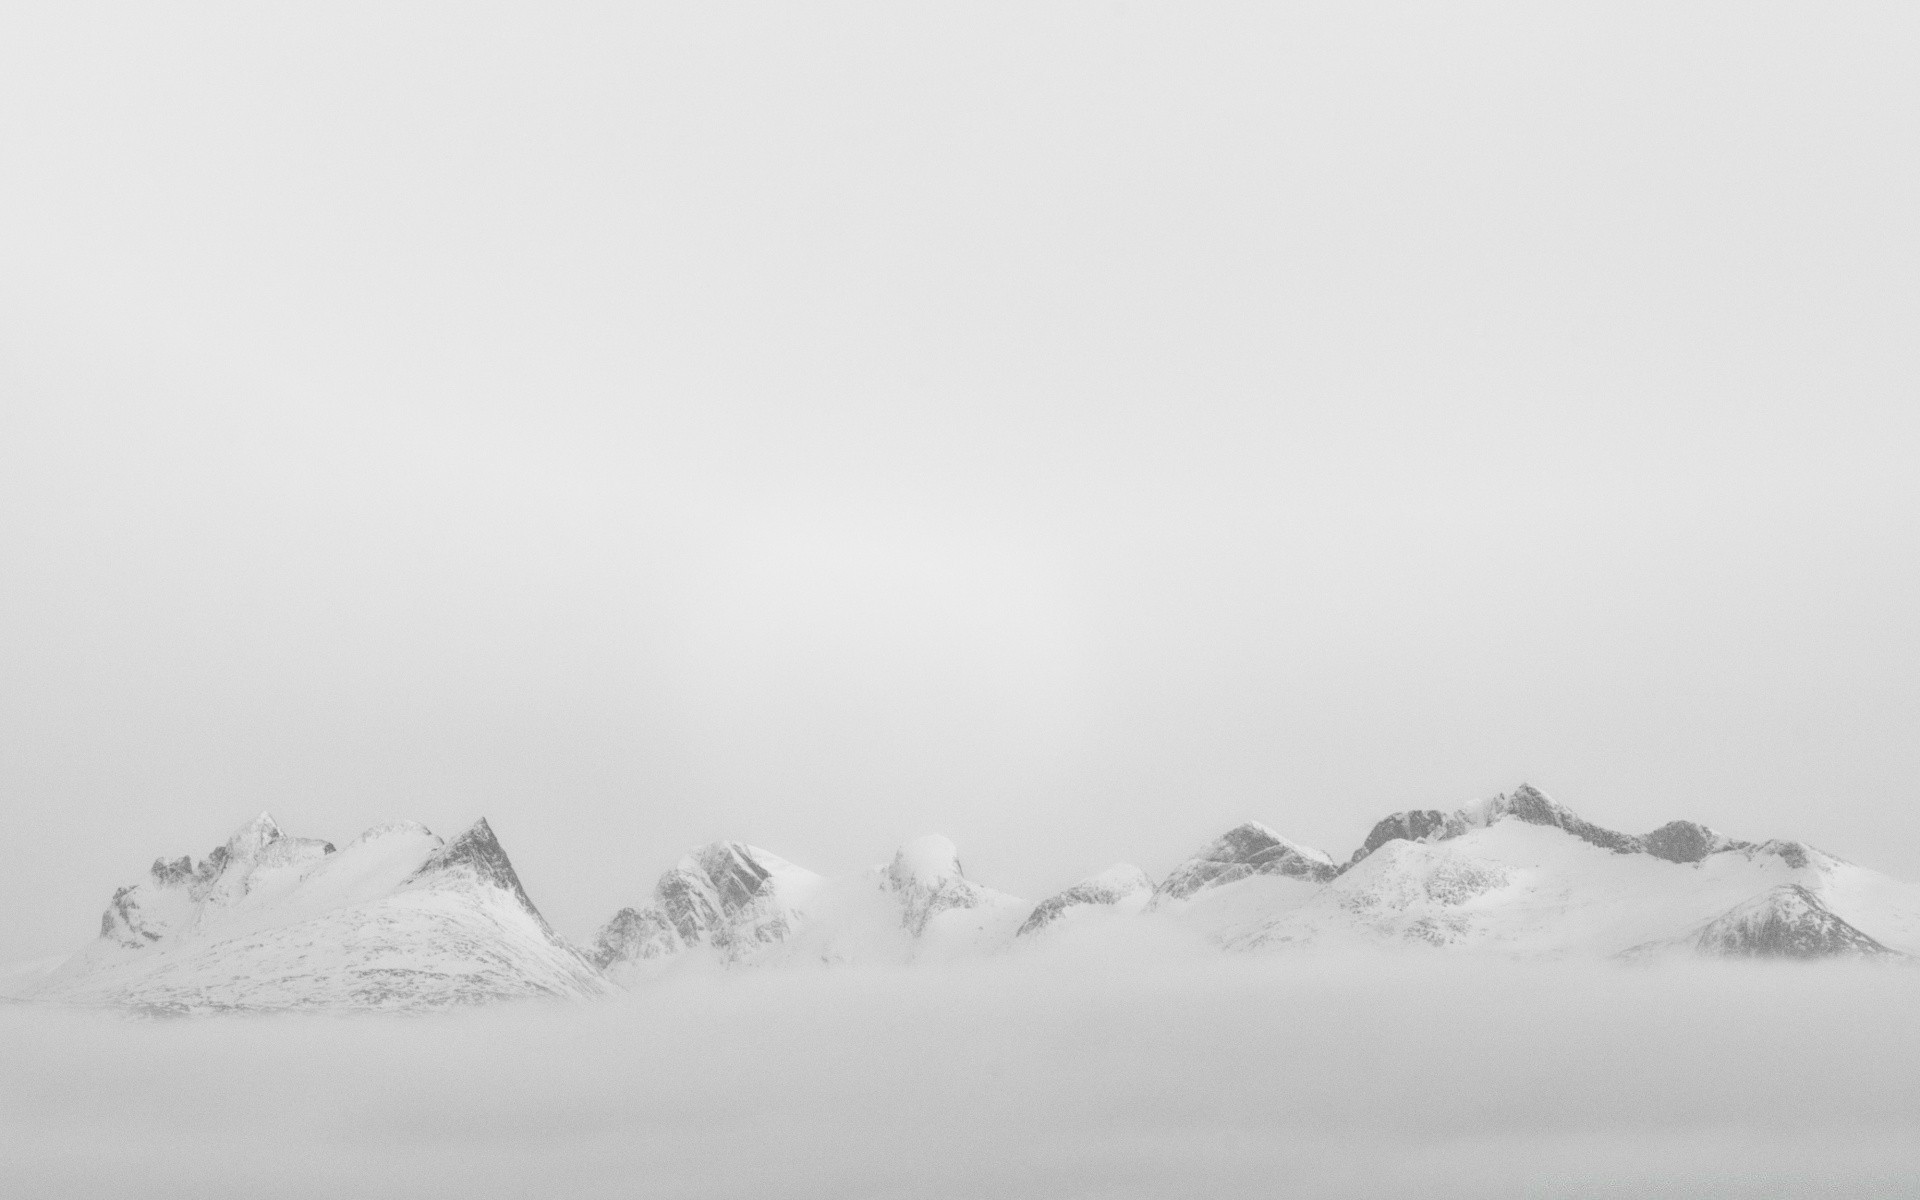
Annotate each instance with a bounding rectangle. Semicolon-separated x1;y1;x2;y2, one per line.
1018;863;1152;936
1627;884;1900;960
1640;820;1747;864
1154;821;1337;902
889;835;965;889
412;818;547;925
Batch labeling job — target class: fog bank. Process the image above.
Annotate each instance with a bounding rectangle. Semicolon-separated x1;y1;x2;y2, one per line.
5;955;1917;1199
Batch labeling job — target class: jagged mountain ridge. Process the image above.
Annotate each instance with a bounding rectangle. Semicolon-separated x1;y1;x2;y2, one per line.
588;785;1916;969
1345;784;1760;868
26;814;607;1014
1219;786;1919;959
18;786;1918;1012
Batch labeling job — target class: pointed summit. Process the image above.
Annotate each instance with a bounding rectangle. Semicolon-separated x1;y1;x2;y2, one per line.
594;841;824;969
412;818;547;924
1154;821;1337;903
883;835;1015;936
1626;885;1899;960
224;812;285;858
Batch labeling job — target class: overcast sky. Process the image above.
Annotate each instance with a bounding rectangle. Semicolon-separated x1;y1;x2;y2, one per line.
2;2;1917;962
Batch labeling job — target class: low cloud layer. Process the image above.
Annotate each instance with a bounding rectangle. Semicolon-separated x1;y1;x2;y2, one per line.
5;953;1918;1198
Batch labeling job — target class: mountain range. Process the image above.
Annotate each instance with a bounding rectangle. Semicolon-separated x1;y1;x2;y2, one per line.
14;785;1917;1013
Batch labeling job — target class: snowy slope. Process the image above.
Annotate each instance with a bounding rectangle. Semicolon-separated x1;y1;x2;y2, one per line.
596;834;1029;974
593;841;825;974
1623;884;1897;960
27;815;607;1013
1223;788;1920;959
1017;864;1153;937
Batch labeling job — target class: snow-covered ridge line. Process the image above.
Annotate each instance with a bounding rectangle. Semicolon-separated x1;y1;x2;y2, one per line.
18;784;1919;1012
1344;782;1809;869
24;813;606;1014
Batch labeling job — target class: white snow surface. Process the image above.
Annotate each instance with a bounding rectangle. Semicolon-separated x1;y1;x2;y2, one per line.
17;787;1920;1017
1227;818;1920;958
25;814;605;1013
599;832;1030;975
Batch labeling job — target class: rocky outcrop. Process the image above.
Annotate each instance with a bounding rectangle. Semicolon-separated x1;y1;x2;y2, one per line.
1640;820;1749;863
1017;864;1153;936
593;842;819;967
884;836;1002;936
34;813;606;1013
1347;810;1449;867
412;818;550;929
1344;786;1773;872
1153;822;1338;904
1626;885;1898;960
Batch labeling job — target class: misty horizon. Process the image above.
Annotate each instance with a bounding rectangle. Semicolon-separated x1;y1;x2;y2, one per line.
5;1;1918;1196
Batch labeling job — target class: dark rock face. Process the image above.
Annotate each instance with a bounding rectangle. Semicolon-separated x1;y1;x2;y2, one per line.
150;856;194;886
413;818;552;929
1641;821;1749;864
1497;784;1641;854
594;842;811;967
1756;840;1813;869
1689;885;1895;959
1348;810;1448;866
1017;865;1151;937
1342;785;1785;872
700;845;774;913
1155;823;1338;903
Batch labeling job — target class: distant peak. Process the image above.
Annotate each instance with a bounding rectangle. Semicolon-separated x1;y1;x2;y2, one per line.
1154;820;1337;902
1686;884;1893;959
412;818;550;928
1640;820;1748;864
222;812;285;858
889;835;965;888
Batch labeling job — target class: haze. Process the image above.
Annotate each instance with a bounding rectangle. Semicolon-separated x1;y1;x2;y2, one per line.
6;953;1920;1198
3;1;1918;966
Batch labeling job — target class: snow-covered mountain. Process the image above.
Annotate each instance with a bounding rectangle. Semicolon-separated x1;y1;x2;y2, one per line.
594;834;1028;974
24;814;607;1014
1221;785;1920;959
593;841;824;970
1624;884;1897;960
1018;864;1153;937
13;784;1916;1014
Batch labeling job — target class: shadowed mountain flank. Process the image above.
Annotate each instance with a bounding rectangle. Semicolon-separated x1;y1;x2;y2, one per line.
1154;822;1337;904
1344;785;1760;871
1627;885;1899;960
412;818;552;930
1018;865;1153;937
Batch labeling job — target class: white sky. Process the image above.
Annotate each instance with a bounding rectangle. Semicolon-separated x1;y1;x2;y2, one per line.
3;2;1918;961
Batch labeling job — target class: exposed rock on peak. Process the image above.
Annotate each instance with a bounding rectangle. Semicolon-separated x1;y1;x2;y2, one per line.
884;835;1006;936
1018;864;1153;937
1347;810;1449;867
150;856;195;886
1154;821;1337;903
226;811;285;857
1343;785;1788;871
1628;885;1898;960
412;818;547;924
594;841;822;968
38;814;605;1013
1454;784;1641;855
1640;820;1748;864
